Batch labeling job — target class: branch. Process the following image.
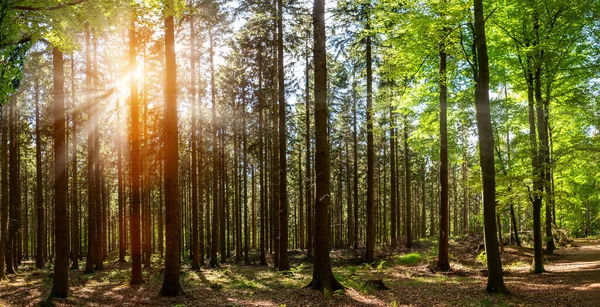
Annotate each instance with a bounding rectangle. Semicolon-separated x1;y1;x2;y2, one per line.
12;0;88;11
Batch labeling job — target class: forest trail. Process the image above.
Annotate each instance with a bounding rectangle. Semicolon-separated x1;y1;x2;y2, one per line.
544;238;600;295
500;237;600;307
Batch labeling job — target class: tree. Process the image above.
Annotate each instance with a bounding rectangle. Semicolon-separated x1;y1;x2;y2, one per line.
159;0;183;296
306;0;344;292
35;64;44;270
365;4;375;263
437;26;450;271
84;24;96;275
190;9;200;271
49;46;69;299
129;14;143;285
473;0;508;294
277;0;289;271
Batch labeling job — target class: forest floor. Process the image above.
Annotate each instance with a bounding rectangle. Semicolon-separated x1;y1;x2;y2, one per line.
1;236;600;306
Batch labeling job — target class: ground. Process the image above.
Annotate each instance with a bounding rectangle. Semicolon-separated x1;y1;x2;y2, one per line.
1;237;599;306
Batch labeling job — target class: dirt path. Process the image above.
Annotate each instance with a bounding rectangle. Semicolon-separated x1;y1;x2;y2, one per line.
503;238;600;306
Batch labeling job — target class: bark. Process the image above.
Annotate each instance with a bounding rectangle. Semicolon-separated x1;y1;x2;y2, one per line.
258;41;267;266
159;2;183;295
390;107;397;249
437;41;450;270
365;10;375;263
352;72;358;250
129;19;144;285
50;46;69;299
7;83;17;275
473;0;508;293
307;0;344;292
83;50;96;269
35;74;45;270
190;16;200;271
277;0;289;271
243;87;250;265
0;100;7;280
305;31;313;258
117;96;126;262
209;29;219;268
93;33;103;270
70;54;79;270
404;116;411;248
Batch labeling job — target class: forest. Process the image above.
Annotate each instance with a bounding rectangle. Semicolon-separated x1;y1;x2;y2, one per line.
0;0;599;306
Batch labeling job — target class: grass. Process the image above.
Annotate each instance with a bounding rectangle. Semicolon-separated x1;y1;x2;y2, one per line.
394;253;423;266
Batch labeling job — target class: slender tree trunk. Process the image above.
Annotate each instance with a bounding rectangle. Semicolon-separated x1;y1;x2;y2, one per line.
438;46;450;269
352;73;358;250
390;107;397;249
539;104;555;255
117;95;126;262
50;46;69;299
159;1;183;295
258;42;267;266
0;101;7;280
209;30;220;268
307;0;344;291
277;0;289;271
365;11;375;263
404;116;412;248
305;31;313;258
190;16;200;271
129;18;144;285
243;85;250;265
34;75;45;270
70;54;79;270
92;33;104;271
6;81;17;275
473;0;508;293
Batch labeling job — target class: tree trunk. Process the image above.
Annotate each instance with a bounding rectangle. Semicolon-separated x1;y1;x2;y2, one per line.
473;0;508;293
258;41;267;266
34;74;45;270
0;99;7;280
390;107;397;249
129;18;144;285
437;43;450;270
209;29;220;268
6;80;17;275
307;0;344;292
50;46;69;299
159;1;183;295
404;116;412;249
365;10;375;263
277;0;289;271
70;54;79;270
84;27;95;278
352;72;358;250
305;31;313;258
190;16;200;271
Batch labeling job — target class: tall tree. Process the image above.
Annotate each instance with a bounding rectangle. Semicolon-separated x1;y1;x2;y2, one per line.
277;0;289;271
365;5;375;263
190;12;200;271
35;69;44;270
49;46;69;299
129;15;143;285
159;0;183;295
70;54;79;270
437;33;450;271
473;0;508;294
306;0;344;292
84;24;96;274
